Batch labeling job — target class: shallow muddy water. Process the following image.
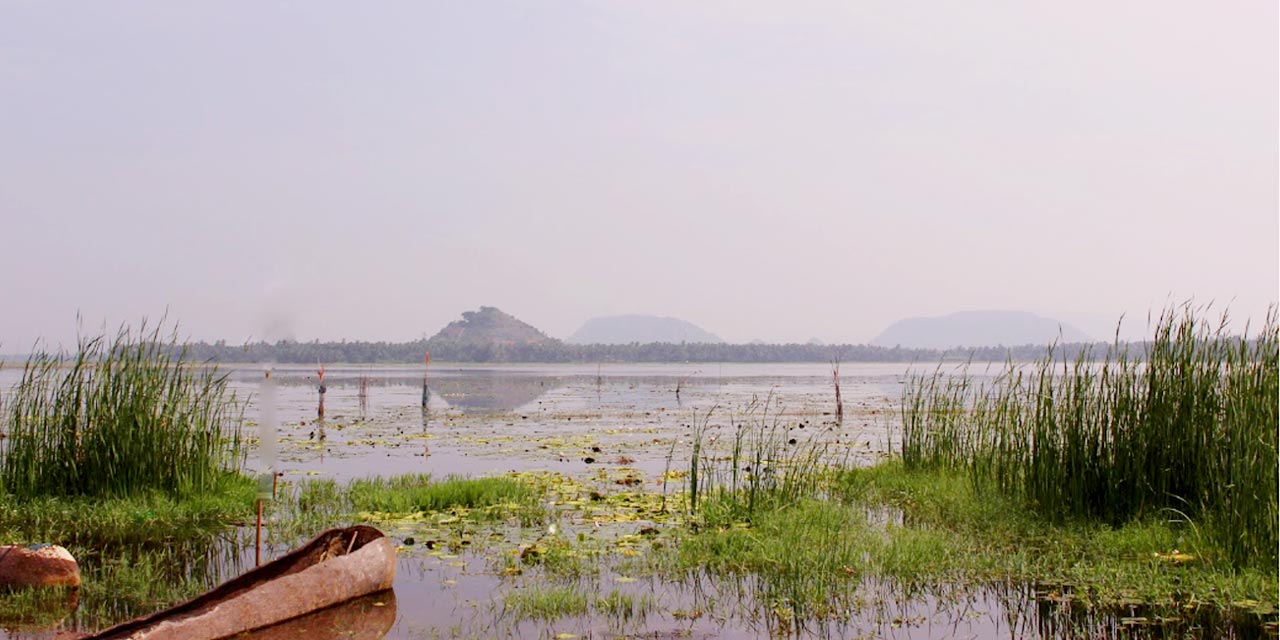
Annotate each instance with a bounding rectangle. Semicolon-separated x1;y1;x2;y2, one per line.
226;363;910;482
0;363;1271;639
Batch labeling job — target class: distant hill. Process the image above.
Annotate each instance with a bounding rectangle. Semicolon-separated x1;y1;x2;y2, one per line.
870;311;1092;349
428;307;555;347
568;315;723;345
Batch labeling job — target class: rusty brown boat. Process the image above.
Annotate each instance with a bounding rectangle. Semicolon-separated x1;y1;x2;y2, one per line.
79;525;396;640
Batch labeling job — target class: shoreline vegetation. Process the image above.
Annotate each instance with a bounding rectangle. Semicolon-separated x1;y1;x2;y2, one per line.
0;323;255;629
665;305;1277;634
0;305;1275;637
175;335;1268;365
901;306;1278;571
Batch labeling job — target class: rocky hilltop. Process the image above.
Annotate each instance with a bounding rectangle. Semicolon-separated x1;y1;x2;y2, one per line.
428;307;555;346
568;315;722;344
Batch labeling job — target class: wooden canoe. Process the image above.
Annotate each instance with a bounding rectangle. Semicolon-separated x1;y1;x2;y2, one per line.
78;525;396;640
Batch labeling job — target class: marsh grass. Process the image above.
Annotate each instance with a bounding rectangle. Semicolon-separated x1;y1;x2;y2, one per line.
672;399;871;626
0;473;255;547
502;584;654;623
0;586;79;632
595;589;653;621
670;458;1275;634
836;462;1277;606
687;396;830;526
2;322;245;498
269;474;547;545
900;306;1278;569
667;389;1275;632
0;529;250;633
503;585;591;621
348;474;537;514
71;546;230;629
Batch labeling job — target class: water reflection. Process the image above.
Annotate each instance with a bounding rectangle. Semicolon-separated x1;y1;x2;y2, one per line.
660;576;1275;639
0;588;77;635
428;373;560;413
240;591;396;640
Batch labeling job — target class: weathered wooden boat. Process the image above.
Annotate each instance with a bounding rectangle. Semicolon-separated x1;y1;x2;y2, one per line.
0;544;81;588
78;525;396;640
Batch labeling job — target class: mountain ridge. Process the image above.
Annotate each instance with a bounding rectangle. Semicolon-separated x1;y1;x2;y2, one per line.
871;310;1091;349
567;314;723;344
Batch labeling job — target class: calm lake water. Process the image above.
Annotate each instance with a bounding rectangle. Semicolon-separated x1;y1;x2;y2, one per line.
0;363;1266;639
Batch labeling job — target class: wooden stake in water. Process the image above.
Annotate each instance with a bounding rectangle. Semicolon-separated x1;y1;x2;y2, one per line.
421;352;431;408
317;363;327;418
832;358;844;423
358;375;369;418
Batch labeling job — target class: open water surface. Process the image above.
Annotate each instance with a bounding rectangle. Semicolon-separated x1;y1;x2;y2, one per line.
0;363;1271;639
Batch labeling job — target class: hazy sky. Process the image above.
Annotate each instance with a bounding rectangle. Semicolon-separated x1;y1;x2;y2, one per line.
2;2;1276;349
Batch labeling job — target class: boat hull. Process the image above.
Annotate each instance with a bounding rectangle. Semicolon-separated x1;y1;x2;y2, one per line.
82;525;396;640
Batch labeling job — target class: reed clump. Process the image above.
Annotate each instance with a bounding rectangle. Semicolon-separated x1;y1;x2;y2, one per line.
347;474;538;514
1;323;245;499
901;305;1278;569
686;397;828;526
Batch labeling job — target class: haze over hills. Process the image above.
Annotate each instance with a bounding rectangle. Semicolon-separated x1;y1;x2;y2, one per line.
174;305;1117;364
870;311;1092;349
567;315;723;345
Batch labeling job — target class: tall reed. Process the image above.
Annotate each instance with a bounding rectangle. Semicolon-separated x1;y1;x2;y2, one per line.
1;322;244;498
900;306;1278;569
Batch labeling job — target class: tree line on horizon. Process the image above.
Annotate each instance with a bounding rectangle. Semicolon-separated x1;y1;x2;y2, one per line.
181;337;1110;364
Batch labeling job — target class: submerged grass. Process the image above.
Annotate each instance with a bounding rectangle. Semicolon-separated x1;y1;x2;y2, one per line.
668;459;1276;633
834;461;1277;606
1;321;245;499
901;305;1278;569
348;474;537;514
667;381;1276;634
0;473;255;547
503;585;591;621
502;584;655;623
269;473;547;545
0;514;252;633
